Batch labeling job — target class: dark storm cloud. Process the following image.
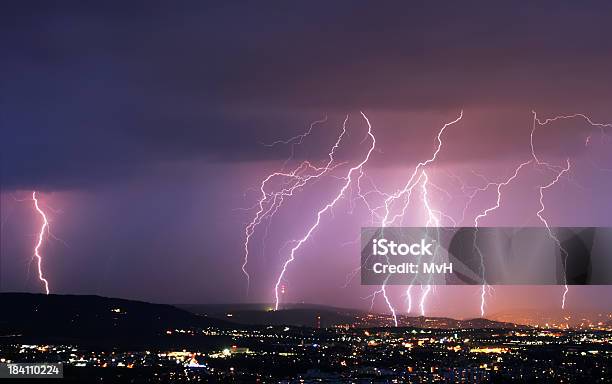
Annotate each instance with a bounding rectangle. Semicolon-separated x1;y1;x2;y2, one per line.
2;1;612;189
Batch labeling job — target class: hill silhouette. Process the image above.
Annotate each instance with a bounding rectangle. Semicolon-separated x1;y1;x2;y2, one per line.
181;303;523;329
0;293;230;349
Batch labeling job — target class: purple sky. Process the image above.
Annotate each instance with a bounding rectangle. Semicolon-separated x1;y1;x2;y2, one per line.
1;1;612;319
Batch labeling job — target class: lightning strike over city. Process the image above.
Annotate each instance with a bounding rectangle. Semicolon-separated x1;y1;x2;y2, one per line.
238;107;612;324
2;4;612;381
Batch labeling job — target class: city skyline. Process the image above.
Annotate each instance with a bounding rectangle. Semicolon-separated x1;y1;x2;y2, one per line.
2;1;612;321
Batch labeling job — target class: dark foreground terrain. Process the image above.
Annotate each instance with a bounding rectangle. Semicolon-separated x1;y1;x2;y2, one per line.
0;293;610;383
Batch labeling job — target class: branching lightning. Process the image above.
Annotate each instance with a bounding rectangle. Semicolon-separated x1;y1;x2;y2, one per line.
531;111;611;309
472;160;532;316
241;108;610;324
242;117;347;291
536;159;571;309
380;111;464;227
378;111;464;322
273;112;376;310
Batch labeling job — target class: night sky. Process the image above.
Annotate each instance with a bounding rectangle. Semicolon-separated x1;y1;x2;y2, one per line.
2;1;612;319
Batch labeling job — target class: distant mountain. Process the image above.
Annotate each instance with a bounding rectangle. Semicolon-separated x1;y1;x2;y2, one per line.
180;303;524;329
181;303;363;328
489;308;612;328
391;316;524;329
0;293;230;349
180;302;363;314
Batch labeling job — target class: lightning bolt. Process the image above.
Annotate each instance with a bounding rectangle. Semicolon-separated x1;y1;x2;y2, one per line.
536;159;571;309
377;111;464;323
472;160;532;316
274;112;376;310
32;191;50;295
381;111;464;227
405;285;413;314
262;116;328;148
419;284;431;317
418;171;438;317
531;111;610;309
533;113;611;143
242;117;347;291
